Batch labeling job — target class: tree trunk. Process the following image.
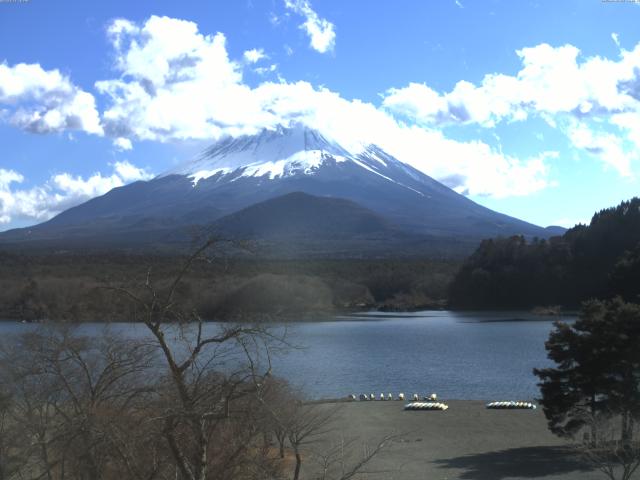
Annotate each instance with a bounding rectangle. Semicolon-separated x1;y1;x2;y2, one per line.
196;418;208;480
621;410;630;446
293;450;302;480
275;430;286;459
590;394;598;446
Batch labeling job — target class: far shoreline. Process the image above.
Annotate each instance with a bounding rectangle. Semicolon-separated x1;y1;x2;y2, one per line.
0;306;580;324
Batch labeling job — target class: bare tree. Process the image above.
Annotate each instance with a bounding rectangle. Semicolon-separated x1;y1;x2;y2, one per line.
309;433;398;480
577;411;640;480
0;325;165;480
256;376;297;459
0;388;25;480
110;239;287;480
286;403;339;480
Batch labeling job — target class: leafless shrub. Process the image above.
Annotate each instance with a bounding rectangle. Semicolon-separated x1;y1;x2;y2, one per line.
576;411;640;480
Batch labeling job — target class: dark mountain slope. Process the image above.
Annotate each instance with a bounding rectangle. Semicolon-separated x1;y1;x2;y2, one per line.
212;191;394;238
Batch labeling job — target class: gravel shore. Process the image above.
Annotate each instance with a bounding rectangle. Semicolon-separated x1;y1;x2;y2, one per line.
306;400;604;480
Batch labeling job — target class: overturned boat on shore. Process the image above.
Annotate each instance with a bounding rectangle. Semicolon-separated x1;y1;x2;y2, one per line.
404;402;449;411
486;401;536;409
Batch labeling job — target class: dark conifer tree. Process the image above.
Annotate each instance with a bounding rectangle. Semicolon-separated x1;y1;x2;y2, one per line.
534;298;640;445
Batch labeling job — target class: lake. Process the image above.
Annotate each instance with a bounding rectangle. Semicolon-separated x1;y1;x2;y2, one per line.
0;310;573;401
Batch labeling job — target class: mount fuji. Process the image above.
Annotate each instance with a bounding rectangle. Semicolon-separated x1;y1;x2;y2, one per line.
0;125;560;256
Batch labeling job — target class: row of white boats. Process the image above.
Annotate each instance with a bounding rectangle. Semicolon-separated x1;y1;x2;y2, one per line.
351;393;437;401
347;394;537;411
404;401;536;411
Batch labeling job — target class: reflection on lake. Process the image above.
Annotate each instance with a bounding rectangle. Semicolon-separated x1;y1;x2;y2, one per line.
0;310;573;400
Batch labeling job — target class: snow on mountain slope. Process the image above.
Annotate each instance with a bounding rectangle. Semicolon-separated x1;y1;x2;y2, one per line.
162;124;419;193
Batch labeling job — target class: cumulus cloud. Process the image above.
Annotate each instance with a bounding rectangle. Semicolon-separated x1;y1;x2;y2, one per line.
97;16;273;143
611;111;640;149
283;0;336;53
567;120;634;177
5;13;640;204
0;62;102;135
243;48;266;64
383;42;640;175
0;161;152;225
92;15;553;198
383;43;640;126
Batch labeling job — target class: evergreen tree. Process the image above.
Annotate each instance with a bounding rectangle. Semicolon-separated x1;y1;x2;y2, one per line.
534;298;640;445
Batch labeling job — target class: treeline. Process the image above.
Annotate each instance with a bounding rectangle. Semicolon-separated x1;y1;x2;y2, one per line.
449;197;640;309
0;251;458;321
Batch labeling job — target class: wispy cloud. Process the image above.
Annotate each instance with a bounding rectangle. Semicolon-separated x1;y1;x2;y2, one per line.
612;32;620;47
283;0;336;53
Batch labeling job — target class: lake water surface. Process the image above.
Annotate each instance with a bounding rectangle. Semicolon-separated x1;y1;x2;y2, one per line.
0;310;573;401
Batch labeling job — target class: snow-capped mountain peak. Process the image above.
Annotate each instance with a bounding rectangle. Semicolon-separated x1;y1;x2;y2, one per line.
162;124;398;186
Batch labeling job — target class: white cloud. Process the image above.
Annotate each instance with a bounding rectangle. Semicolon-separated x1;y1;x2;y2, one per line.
246;81;555;197
612;32;620;48
0;170;24;223
567;120;634;177
113;137;133;151
611;111;640;149
0;62;102;135
96;16;273;143
93;15;553;199
0;161;152;225
455;0;464;8
107;18;140;49
384;42;640;123
283;0;336;53
4;15;640;205
243;48;266;64
112;160;153;182
383;42;640;176
254;64;278;76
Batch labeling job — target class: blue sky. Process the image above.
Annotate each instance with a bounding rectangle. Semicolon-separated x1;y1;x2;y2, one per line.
1;0;640;230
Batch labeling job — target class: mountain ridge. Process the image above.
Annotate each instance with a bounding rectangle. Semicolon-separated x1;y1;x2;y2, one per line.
0;125;564;256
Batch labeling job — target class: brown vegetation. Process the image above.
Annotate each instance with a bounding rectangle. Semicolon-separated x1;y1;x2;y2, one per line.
0;251;457;321
0;242;396;479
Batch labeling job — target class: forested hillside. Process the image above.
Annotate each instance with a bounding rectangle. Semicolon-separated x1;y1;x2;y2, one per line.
449;198;640;309
0;252;457;321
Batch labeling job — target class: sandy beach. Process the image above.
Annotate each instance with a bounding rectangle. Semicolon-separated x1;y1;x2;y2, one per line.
306;400;605;480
